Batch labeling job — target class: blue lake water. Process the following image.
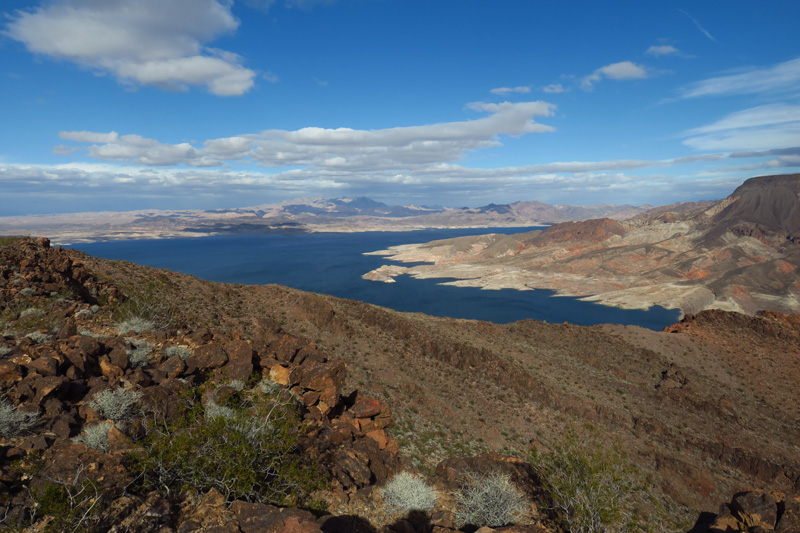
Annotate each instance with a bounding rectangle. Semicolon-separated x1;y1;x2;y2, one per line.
69;228;681;330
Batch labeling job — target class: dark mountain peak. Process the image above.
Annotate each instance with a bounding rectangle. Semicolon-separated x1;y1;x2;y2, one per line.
713;173;800;241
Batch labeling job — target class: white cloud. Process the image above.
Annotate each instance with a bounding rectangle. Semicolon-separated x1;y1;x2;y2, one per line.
683;104;800;151
59;101;557;169
3;0;256;96
490;86;531;95
679;57;800;98
542;83;566;94
581;61;648;90
646;45;679;57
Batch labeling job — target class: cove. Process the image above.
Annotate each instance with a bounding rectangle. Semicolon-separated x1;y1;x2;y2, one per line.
69;228;681;330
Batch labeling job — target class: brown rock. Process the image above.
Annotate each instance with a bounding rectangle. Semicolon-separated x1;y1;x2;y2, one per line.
70;335;103;359
731;490;777;528
292;360;345;409
366;429;389;450
271;334;303;363
777;497;800;532
187;327;213;345
33;375;69;404
107;424;133;454
195;343;228;369
58;318;77;340
108;345;129;370
230;501;319;533
99;355;124;379
269;364;293;386
215;340;254;382
27;356;58;377
158;355;186;379
351;396;382;419
0;361;24;387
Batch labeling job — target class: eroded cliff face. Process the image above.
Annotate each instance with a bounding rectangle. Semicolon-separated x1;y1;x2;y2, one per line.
363;174;800;316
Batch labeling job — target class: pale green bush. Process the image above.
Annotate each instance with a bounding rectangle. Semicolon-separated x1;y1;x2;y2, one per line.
88;388;142;421
0;399;39;438
454;470;528;528
382;471;438;514
259;379;282;396
126;338;154;368
73;422;113;452
24;331;51;344
116;317;155;334
164;345;193;360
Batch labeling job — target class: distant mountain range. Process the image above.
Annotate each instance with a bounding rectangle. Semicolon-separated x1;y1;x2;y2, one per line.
363;173;800;316
0;196;653;244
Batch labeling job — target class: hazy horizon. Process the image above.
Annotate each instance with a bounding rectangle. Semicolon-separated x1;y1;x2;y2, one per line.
2;1;799;216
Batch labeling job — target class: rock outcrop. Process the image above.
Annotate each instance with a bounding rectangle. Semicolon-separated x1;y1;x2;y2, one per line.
0;237;404;530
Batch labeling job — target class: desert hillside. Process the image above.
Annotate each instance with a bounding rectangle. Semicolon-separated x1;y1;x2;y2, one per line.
0;236;798;531
364;174;800;317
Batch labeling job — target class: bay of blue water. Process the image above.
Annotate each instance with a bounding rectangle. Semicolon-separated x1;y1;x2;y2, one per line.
69;228;680;330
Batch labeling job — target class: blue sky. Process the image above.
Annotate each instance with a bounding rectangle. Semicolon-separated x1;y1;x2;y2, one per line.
1;0;799;215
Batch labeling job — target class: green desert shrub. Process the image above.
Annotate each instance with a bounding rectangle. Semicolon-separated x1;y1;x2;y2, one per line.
0;399;40;438
454;470;528;528
117;317;155;335
88;388;142;421
129;382;322;504
164;345;193;360
530;429;653;533
382;471;438;514
0;345;12;357
73;422;113;452
125;338;154;368
75;309;94;318
258;379;282;396
33;477;104;532
24;331;52;344
20;306;42;317
18;288;36;298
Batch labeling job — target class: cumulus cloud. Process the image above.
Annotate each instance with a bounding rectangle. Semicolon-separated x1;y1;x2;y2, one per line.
581;61;648;90
3;0;256;96
542;83;566;94
682;104;800;151
59;101;557;169
490;86;531;95
646;45;679;57
679;57;800;98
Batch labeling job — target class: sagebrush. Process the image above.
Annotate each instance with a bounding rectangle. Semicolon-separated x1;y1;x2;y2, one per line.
0;399;40;438
454;470;528;528
88;388;142;421
382;471;438;514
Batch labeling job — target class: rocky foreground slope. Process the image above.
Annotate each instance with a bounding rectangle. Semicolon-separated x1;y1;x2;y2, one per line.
1;237;799;531
364;174;800;316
